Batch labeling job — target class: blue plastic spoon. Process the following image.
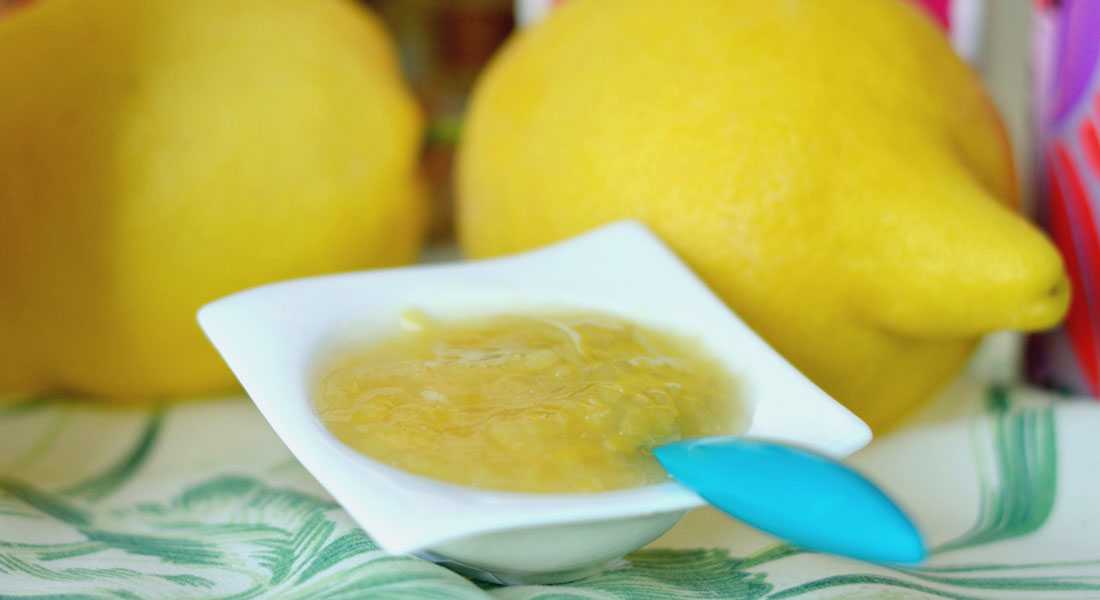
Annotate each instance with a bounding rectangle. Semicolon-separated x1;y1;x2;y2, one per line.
653;437;925;564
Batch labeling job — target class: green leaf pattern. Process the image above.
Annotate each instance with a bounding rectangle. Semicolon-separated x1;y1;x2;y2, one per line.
0;385;1097;599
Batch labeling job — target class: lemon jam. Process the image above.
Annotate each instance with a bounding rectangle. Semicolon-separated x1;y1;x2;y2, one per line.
314;310;742;493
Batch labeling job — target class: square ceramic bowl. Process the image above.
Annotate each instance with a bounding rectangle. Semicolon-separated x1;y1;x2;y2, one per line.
198;220;871;585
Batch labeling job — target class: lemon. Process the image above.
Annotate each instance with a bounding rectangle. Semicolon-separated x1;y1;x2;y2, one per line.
458;0;1069;429
0;0;425;399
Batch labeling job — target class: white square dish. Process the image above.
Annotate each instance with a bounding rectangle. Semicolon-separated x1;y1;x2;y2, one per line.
197;220;871;584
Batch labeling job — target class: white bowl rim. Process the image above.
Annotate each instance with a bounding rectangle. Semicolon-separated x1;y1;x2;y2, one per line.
198;220;872;553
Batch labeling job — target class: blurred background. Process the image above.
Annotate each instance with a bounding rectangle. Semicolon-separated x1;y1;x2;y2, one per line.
364;0;515;240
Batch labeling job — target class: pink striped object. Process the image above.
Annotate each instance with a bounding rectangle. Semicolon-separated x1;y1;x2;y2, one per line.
1027;0;1100;398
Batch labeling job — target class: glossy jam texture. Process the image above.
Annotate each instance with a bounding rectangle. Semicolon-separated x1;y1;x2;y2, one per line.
314;310;742;493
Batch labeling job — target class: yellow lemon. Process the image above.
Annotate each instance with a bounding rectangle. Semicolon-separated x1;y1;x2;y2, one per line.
458;0;1069;429
0;0;425;399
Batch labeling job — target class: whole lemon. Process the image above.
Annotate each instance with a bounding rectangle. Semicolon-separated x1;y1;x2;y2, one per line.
0;0;425;399
458;0;1070;429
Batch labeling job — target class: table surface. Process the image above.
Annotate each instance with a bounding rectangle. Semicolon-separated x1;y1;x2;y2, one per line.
1;365;1098;599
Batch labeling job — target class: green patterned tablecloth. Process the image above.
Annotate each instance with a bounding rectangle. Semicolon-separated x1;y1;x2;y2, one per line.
2;373;1099;598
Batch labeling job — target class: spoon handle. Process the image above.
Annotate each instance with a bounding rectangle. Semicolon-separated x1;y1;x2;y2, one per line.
654;437;925;564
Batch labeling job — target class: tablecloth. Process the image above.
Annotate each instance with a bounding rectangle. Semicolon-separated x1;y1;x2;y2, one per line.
2;353;1098;599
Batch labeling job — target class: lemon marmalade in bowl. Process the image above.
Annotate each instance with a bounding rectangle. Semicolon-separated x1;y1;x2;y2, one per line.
314;310;743;493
